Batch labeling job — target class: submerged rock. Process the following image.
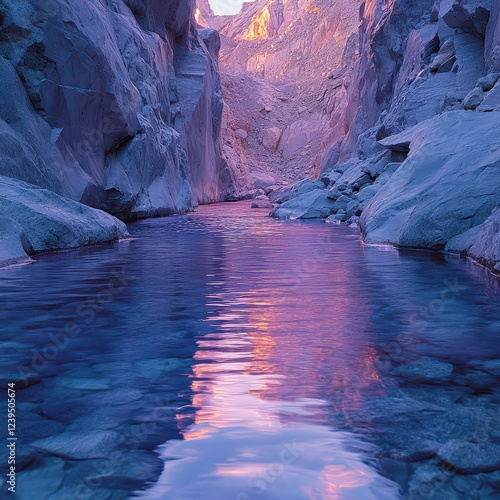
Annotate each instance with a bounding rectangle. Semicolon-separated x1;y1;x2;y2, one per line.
393;357;454;383
438;441;500;474
32;431;122;460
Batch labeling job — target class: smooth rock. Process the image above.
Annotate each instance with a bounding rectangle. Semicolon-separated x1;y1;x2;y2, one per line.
272;189;336;219
478;72;500;92
32;431;122;460
463;88;484;110
251;200;274;209
438;440;500;474
393;357;453;383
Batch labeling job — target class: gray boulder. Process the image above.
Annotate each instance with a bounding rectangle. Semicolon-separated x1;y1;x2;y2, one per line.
438;440;500;474
0;176;128;267
361;112;500;260
271;189;336;219
269;179;325;204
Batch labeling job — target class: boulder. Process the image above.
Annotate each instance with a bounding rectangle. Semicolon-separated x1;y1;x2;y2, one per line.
0;176;128;267
251;199;274;209
269;179;325;204
478;72;500;91
431;39;456;73
251;172;277;190
271;189;336;219
234;128;248;139
463;87;484;110
262;127;282;151
438;441;500;474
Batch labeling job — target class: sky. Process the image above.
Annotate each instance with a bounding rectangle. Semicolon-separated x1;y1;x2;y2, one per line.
209;0;252;16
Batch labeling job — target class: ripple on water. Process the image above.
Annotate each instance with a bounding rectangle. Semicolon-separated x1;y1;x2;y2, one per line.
1;201;499;499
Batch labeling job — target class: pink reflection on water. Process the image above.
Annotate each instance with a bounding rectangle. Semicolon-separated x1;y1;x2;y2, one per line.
141;204;398;499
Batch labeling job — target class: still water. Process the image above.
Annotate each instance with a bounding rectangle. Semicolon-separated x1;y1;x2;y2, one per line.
1;202;499;499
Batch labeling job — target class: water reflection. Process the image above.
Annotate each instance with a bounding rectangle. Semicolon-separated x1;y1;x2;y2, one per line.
1;202;499;499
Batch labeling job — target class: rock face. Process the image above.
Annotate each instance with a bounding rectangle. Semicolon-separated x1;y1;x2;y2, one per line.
0;2;248;209
199;0;361;184
271;0;500;273
0;0;251;264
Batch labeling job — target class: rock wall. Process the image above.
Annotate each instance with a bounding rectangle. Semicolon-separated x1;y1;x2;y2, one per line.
0;0;246;265
0;0;241;217
273;0;500;274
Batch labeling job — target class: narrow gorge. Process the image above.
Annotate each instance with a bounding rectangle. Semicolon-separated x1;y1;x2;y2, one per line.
1;1;500;499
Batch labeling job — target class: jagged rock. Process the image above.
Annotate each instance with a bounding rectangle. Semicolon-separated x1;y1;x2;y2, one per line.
438;441;500;474
486;2;500;70
442;2;491;38
430;38;456;72
430;2;440;23
463;88;485;110
327;188;342;201
320;170;342;187
477;82;500;111
0;0;249;233
32;431;122;460
361;112;500;263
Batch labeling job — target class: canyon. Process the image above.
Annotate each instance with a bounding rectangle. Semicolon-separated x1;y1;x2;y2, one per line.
1;1;500;498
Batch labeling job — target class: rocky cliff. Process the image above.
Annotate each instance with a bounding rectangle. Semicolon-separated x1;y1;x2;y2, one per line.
0;0;240;266
200;0;361;186
271;0;500;274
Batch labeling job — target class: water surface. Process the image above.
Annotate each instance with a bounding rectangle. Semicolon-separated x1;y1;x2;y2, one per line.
1;202;500;499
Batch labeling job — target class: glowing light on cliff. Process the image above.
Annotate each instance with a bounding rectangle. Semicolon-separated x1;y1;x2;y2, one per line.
244;5;271;40
194;7;209;28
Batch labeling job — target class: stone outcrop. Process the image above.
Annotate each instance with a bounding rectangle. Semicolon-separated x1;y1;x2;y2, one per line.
0;176;127;267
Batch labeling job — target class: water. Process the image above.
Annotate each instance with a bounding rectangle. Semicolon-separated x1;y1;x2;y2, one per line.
1;202;500;499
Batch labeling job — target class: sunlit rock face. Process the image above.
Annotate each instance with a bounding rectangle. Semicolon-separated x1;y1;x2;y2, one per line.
199;0;361;185
0;0;242;221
